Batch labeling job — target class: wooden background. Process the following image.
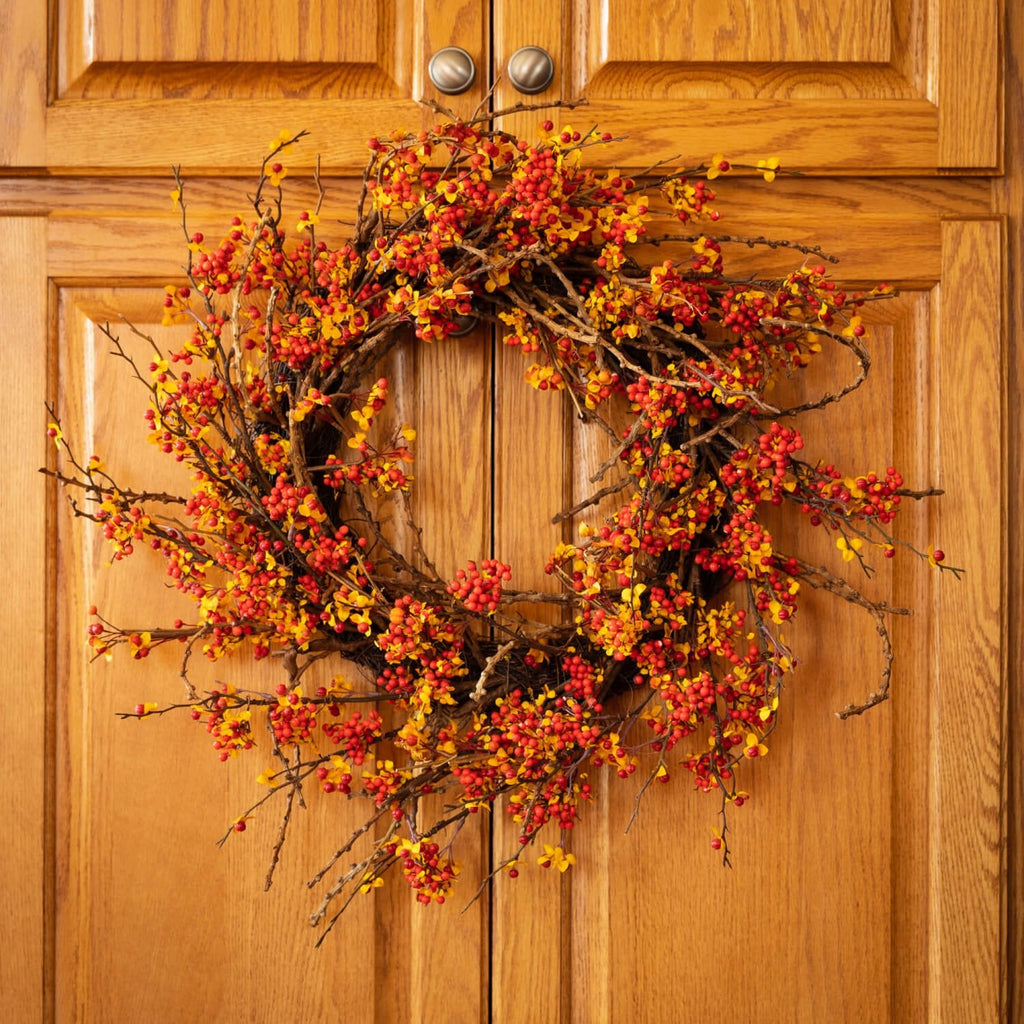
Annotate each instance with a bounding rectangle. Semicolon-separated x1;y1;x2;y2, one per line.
1;1;1017;1021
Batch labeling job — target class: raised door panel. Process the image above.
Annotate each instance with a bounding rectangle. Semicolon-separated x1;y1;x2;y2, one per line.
489;180;1004;1022
493;0;1000;173
614;0;893;62
4;0;488;172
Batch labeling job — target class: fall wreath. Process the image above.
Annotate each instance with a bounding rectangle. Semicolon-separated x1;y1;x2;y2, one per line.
48;105;958;940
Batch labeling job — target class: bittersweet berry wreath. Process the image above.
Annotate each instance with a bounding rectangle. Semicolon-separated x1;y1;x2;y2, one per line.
48;105;959;941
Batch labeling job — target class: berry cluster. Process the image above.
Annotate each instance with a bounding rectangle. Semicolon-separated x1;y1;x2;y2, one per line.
269;687;318;745
191;686;254;761
320;707;382;764
446;559;512;614
388;839;460;905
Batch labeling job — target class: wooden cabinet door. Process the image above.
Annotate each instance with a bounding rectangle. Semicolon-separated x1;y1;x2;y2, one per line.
487;2;1010;1022
1;2;1014;1022
493;0;1000;173
3;4;496;1021
42;200;493;1022
5;0;490;172
490;180;1006;1024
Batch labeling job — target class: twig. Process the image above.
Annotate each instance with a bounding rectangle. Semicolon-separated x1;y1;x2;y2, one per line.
471;641;516;701
264;781;297;891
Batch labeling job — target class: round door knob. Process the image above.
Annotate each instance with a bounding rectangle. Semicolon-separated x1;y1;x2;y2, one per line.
507;46;555;94
428;47;476;95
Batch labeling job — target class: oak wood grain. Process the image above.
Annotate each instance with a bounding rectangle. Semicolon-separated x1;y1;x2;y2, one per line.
44;100;441;174
937;0;1001;170
931;219;1004;1022
594;0;892;64
49;284;486;1024
43;0;488;173
565;298;901;1023
2;0;1014;1017
72;0;378;64
0;174;990;220
406;330;492;1024
491;342;571;1024
22;174;991;288
994;2;1022;1015
55;292;390;1022
0;0;47;164
485;210;1007;1021
887;292;934;1022
11;0;1004;175
572;0;923;103
493;0;998;174
0;217;48;1024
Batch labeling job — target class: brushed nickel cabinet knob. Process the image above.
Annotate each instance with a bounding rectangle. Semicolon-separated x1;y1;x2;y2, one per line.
428;47;476;95
507;46;555;94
